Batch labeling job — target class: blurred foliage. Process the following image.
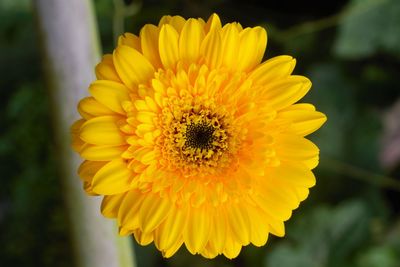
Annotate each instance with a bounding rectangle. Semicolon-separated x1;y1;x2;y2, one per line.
265;200;399;267
334;0;400;59
0;1;72;267
1;0;400;266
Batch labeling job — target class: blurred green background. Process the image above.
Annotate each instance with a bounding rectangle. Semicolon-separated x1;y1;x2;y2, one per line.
1;0;400;266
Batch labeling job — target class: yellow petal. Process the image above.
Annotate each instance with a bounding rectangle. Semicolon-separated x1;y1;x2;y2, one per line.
78;97;114;119
159;24;179;70
222;230;242;259
168;15;186;33
267;185;299;210
208;207;227;252
89;80;131;114
136;123;155;136
262;76;312;111
71;119;84;133
118;32;141;51
134;230;154;245
269;220;285;237
278;108;327;136
247;206;269;247
252;192;292;221
140;150;156;165
205;13;221;33
120;123;135;135
136;111;156;124
258;177;300;209
221;23;240;67
131;147;153;162
275;134;320;169
267;162;316;188
134;99;149;111
83;181;97;195
119;226;133;236
140;24;162;68
118;189;144;231
236;26;267;72
80;144;126;161
158;15;172;26
282;103;316;111
95;54;121;82
145;96;159;112
80;116;125;146
91;159;133;194
183;205;211;254
101;193;126;218
71;119;85;152
200;243;219;259
139;193;171;233
249;55;296;84
77;160;107;182
113;45;154;89
295;187;309;201
179;18;205;65
200;28;222;69
154;205;188;250
226;203;250;245
162;238;183;258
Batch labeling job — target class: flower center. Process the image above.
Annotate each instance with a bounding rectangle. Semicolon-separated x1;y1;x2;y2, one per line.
178;112;229;164
158;102;235;176
152;64;247;177
185;122;215;150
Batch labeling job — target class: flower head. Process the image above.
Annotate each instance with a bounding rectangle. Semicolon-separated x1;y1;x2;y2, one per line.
72;14;326;259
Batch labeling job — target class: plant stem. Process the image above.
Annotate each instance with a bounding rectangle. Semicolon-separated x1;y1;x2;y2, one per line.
321;157;400;191
33;0;137;266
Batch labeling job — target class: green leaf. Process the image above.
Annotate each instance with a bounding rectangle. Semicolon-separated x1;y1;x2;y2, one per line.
265;200;371;267
334;0;400;58
305;63;356;159
356;246;398;267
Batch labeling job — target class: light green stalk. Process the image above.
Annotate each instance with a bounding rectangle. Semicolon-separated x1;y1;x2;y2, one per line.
33;0;136;266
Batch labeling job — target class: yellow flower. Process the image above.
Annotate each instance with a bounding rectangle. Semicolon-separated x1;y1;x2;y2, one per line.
72;14;326;259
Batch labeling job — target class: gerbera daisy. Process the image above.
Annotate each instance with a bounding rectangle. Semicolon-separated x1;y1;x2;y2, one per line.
71;13;326;259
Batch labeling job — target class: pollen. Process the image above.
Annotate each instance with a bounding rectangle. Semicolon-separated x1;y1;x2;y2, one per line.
185;122;215;150
154;68;238;177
